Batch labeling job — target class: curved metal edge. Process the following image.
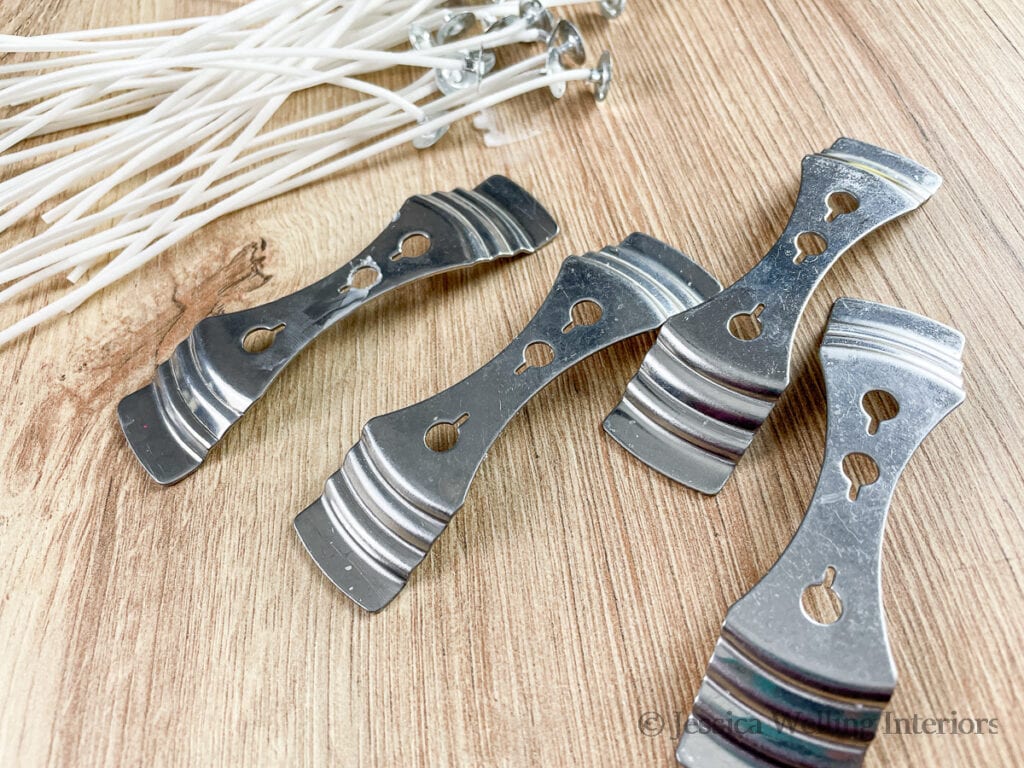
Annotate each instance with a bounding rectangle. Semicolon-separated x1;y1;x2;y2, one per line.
677;637;878;768
821;138;942;205
294;234;722;611
118;176;558;486
822;297;965;391
293;440;443;612
600;232;723;316
116;361;216;485
602;315;774;494
603;139;942;495
471;174;560;253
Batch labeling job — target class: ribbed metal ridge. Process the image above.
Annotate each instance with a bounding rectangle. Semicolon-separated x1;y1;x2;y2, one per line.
677;634;885;768
822;297;965;391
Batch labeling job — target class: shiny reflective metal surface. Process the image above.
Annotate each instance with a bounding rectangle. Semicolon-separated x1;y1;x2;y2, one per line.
294;233;723;611
118;176;558;485
677;297;965;768
604;139;942;494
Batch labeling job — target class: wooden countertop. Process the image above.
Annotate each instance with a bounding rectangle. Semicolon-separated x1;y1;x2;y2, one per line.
1;1;1022;765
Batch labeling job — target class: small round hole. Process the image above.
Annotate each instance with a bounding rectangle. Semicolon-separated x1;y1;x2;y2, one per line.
727;304;764;341
242;323;285;354
396;233;431;260
794;232;828;264
825;191;860;222
514;341;555;374
801;566;843;625
424;413;468;452
346;265;380;291
862;389;899;435
562;299;603;332
842;452;880;501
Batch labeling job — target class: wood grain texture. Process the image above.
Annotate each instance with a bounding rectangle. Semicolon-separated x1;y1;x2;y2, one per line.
1;1;1023;765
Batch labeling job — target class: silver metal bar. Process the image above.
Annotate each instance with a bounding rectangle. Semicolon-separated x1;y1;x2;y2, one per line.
604;139;942;494
293;233;723;611
117;175;559;485
677;297;966;768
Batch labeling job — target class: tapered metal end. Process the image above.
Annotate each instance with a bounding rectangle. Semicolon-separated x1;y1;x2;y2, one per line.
117;380;212;486
602;311;774;495
675;635;884;767
293;489;407;613
823;138;942;204
475;175;560;253
823;297;965;380
677;717;782;767
602;404;739;495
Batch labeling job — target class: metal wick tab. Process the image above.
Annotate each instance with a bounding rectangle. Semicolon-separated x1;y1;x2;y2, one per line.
677;297;966;768
294;233;723;611
118;176;559;485
604;138;943;494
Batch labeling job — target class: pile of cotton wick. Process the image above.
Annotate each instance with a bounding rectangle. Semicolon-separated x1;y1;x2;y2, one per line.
0;0;624;346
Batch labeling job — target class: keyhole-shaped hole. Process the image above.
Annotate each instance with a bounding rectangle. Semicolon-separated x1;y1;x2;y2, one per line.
728;304;764;341
424;413;469;452
395;233;431;260
862;389;899;435
514;341;555;374
242;322;285;354
801;566;843;625
794;232;828;264
842;452;880;501
562;299;603;333
340;264;380;294
825;190;860;222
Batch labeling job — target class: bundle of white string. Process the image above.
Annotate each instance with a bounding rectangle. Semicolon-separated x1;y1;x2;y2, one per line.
0;0;624;346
